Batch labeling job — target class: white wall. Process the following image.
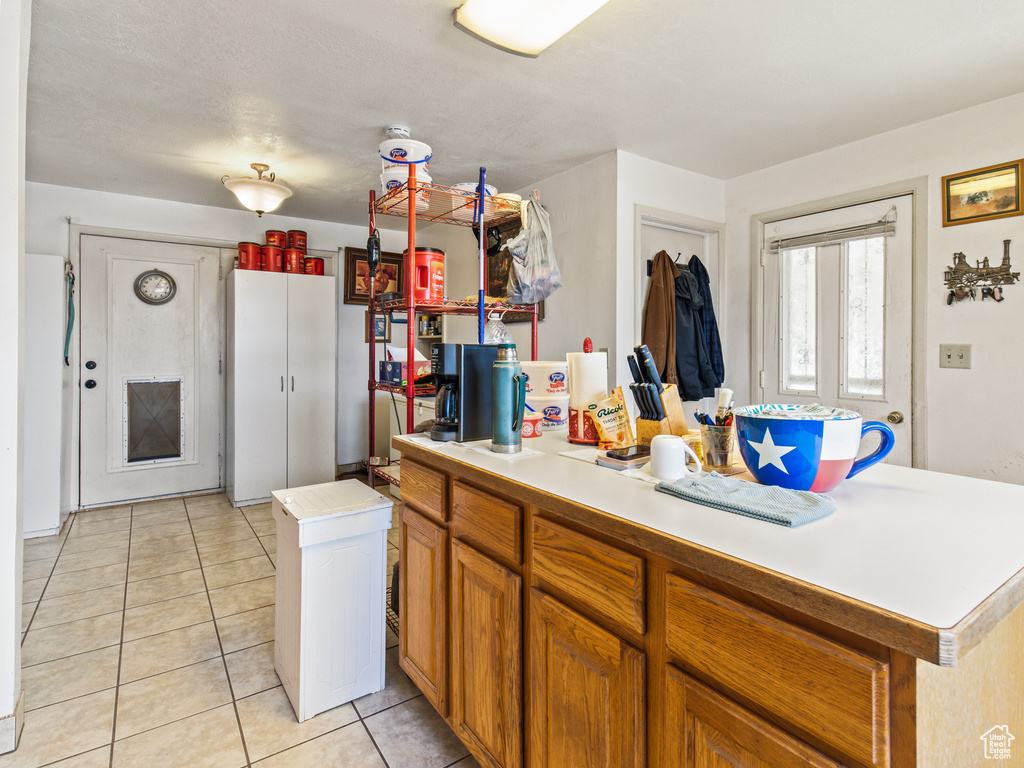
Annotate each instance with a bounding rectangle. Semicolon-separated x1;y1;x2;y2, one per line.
0;0;29;749
23;254;65;537
615;152;727;388
25;182;409;486
725;92;1024;484
431;151;727;398
430;153;619;370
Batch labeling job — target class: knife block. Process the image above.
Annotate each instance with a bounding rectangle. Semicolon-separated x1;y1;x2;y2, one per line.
636;384;690;447
636;417;672;446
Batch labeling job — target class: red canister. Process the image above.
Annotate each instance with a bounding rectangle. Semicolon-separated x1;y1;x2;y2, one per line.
283;248;304;274
237;242;261;270
265;230;287;248
287;230;307;252
407;247;445;302
261;245;284;272
303;257;325;276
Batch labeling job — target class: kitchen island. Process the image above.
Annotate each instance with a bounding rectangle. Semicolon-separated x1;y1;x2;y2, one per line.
393;431;1024;768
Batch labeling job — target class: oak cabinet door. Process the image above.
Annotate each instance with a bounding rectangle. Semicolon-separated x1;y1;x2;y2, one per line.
450;539;522;768
663;665;840;768
399;505;448;716
528;588;645;768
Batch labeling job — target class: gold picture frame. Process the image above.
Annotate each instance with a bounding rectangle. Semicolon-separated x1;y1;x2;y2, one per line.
942;160;1023;227
365;313;390;344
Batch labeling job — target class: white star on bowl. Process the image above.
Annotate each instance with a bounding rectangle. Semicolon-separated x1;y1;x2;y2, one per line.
747;428;796;473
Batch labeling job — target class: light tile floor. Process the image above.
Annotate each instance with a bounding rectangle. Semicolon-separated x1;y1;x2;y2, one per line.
7;493;480;768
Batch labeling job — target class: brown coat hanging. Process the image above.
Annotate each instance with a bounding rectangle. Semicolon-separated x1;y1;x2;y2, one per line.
641;250;679;384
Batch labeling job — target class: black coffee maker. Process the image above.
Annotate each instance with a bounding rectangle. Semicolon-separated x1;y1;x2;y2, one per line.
429;343;500;442
430;343;458;441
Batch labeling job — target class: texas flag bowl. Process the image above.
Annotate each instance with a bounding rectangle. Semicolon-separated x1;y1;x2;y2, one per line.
733;404;894;493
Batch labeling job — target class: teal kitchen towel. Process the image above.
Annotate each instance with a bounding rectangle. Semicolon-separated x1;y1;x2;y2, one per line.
654;473;835;527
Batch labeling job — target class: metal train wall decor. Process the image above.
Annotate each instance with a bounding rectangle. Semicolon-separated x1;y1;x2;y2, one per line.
944;239;1019;291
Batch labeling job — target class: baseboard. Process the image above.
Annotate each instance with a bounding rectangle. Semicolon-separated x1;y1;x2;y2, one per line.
0;690;26;755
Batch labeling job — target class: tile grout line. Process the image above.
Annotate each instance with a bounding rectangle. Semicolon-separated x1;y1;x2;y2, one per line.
106;502;135;768
185;499;255;768
20;512;78;644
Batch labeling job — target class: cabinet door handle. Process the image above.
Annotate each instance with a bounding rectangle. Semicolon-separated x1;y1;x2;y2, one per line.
281;376;284;392
291;376;295;392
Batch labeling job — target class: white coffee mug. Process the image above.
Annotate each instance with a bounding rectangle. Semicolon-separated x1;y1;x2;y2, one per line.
649;435;702;481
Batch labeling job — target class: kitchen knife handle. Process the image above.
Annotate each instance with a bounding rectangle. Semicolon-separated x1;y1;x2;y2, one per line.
638;345;665;394
627;355;644;385
644;384;658;421
650;385;666;420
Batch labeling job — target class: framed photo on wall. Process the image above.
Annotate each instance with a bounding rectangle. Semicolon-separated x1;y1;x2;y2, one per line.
942;160;1023;227
344;247;404;304
485;221;545;323
365;313;390;343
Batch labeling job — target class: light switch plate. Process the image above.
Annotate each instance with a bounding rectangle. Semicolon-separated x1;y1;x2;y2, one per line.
939;343;971;369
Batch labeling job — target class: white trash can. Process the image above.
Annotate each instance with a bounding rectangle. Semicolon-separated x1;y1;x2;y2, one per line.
272;480;393;722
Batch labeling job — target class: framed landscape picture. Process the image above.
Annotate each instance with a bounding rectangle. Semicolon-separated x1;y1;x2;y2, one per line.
344;247;404;304
365;313;389;343
942;160;1023;227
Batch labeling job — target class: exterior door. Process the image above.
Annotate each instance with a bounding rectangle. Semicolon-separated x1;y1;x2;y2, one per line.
761;195;913;465
79;235;225;507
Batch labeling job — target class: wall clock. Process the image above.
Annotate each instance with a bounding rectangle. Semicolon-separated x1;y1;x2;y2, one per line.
133;270;176;305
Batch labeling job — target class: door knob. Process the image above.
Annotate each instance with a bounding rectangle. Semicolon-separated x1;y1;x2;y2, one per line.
886;411;904;424
85;379;97;389
85;360;97;370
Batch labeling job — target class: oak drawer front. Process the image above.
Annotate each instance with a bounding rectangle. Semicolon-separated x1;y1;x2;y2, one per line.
401;460;447;523
451;481;522;565
532;517;645;636
665;574;889;768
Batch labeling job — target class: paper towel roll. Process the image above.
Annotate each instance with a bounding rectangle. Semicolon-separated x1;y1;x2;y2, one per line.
567;352;607;409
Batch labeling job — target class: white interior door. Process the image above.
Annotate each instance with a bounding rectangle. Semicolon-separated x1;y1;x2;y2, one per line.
637;217;723;427
80;235;225;506
761;195;913;465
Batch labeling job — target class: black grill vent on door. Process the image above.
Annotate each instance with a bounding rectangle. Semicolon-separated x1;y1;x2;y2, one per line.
126;379;182;462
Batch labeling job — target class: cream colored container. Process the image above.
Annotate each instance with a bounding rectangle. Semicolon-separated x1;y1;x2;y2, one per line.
527;395;569;429
521;361;569;396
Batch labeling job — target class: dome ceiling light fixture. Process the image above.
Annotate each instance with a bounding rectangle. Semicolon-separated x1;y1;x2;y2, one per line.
453;0;612;57
221;163;293;217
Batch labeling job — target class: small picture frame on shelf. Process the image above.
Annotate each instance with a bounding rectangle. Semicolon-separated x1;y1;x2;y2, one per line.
344;247;404;305
942;159;1023;227
365;313;390;344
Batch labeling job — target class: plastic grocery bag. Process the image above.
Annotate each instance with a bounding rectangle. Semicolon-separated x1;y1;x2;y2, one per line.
506;192;562;304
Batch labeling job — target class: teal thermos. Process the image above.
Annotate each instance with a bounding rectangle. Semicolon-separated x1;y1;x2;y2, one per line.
491;343;526;454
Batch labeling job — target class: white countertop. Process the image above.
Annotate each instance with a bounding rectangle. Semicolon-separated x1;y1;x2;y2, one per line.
396;431;1024;631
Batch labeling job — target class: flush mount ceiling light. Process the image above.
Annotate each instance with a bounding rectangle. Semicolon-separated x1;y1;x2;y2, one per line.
221;163;293;217
453;0;611;57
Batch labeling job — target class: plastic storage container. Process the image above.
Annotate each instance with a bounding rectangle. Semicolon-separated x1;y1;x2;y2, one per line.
273;480;393;722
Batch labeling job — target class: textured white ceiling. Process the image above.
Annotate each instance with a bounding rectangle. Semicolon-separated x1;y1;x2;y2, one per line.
25;0;1024;225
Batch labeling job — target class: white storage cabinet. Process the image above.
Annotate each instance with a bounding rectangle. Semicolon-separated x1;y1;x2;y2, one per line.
272;480;393;722
226;270;336;506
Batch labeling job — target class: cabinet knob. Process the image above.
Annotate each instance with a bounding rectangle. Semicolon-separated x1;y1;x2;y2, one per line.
85;379;97;389
886;411;904;425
